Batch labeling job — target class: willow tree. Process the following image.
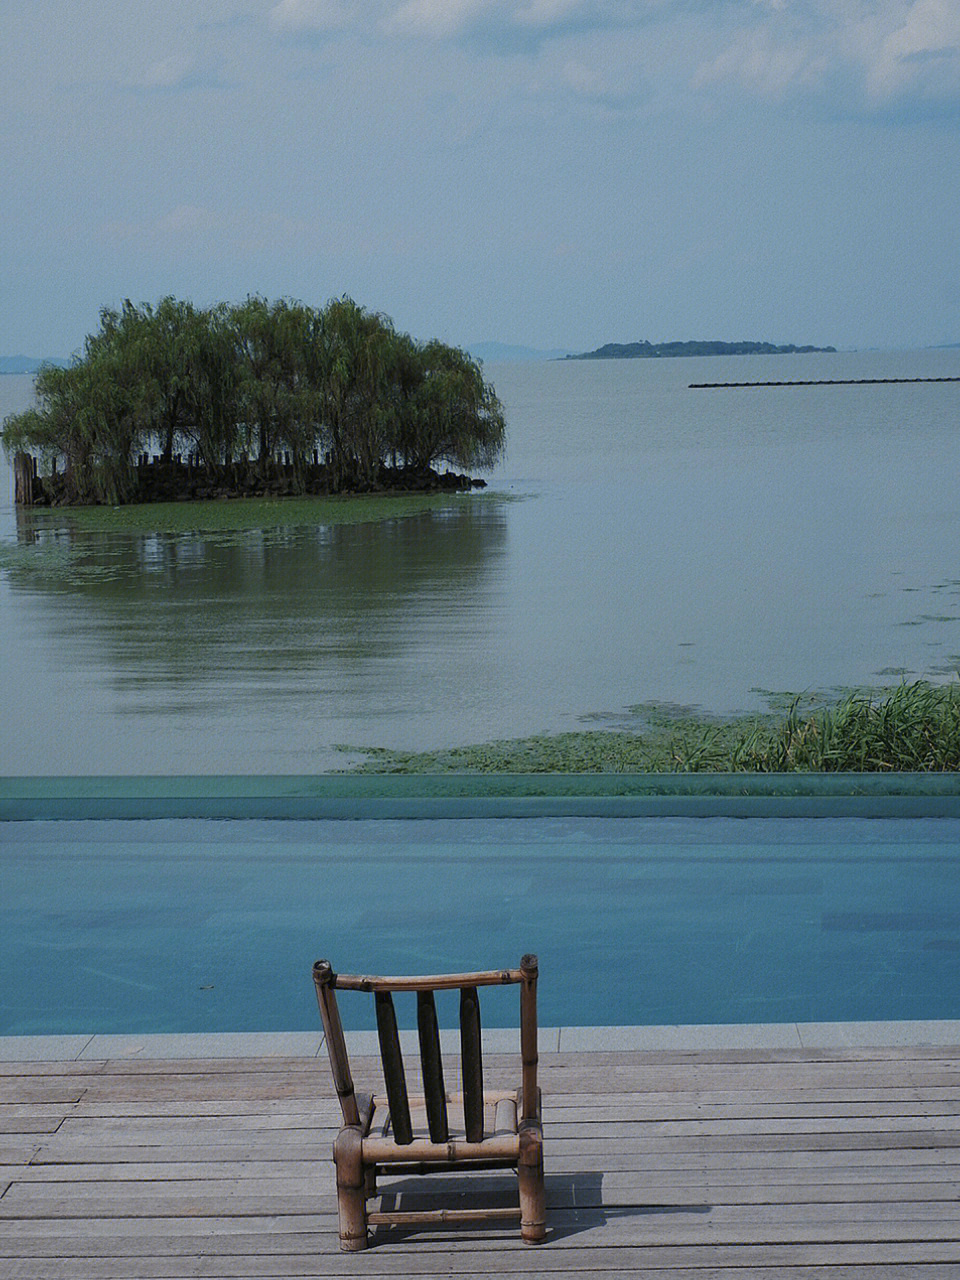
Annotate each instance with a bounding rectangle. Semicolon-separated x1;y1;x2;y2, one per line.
309;297;399;489
230;296;317;479
2;293;508;504
397;340;506;473
2;344;144;505
180;303;243;473
94;297;208;464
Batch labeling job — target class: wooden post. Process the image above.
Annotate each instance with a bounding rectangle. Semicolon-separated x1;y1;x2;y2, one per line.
520;953;539;1122
313;961;360;1127
13;453;35;506
518;1120;546;1243
518;953;545;1241
333;1124;368;1251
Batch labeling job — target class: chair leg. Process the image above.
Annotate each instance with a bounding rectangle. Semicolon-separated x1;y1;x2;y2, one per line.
518;1121;546;1243
334;1126;368;1251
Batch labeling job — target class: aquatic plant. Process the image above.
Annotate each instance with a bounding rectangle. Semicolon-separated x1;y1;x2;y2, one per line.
342;681;960;773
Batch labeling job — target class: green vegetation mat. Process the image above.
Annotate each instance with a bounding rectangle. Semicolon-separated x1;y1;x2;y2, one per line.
343;681;960;773
12;490;482;535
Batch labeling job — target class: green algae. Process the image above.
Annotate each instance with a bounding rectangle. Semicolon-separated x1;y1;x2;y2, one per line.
14;490;494;536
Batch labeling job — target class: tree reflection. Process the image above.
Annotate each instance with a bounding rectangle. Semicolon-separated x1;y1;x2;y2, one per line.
6;501;508;717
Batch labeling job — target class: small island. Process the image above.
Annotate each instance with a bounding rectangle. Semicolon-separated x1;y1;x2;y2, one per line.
567;339;836;360
3;296;505;507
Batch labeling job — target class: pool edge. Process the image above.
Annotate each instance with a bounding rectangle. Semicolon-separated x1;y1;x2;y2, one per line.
2;1020;957;1061
4;771;960;819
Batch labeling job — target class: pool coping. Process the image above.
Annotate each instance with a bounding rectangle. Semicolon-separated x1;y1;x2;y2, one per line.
4;772;960;819
2;1020;957;1061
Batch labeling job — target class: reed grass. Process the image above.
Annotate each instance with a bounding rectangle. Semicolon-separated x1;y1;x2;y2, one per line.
343;681;960;773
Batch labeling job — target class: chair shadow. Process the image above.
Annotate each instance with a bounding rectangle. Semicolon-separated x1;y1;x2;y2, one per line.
368;1171;712;1246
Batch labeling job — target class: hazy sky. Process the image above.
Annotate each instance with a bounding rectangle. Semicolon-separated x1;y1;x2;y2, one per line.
3;0;959;355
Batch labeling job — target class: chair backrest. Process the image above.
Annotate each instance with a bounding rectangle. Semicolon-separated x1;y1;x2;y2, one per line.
313;955;539;1145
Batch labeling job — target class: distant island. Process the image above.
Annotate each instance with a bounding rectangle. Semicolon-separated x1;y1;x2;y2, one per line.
567;340;836;360
0;355;69;375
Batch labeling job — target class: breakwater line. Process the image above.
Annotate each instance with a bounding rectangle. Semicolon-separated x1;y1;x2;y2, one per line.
691;376;960;388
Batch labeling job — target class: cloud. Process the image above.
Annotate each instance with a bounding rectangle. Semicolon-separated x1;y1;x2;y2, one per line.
384;0;650;43
693;27;822;98
388;0;491;38
514;0;594;24
268;0;351;33
864;0;960;98
126;54;202;91
692;1;960;109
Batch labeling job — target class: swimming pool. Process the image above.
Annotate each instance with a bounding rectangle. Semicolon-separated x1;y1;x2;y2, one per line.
3;813;959;1035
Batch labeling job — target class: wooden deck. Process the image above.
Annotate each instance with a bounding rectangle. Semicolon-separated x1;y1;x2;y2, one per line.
2;1044;959;1277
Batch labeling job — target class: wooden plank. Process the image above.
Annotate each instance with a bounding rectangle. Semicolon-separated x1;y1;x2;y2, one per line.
7;1186;957;1225
545;1098;960;1119
0;1117;63;1135
51;1114;331;1135
0;1085;84;1105
0;1063;105;1078
2;1177;958;1221
0;1058;324;1075
3;1156;959;1188
542;1115;960;1137
69;1099;343;1117
25;1112;960;1143
2;1256;960;1279
2;1204;957;1252
2;1207;960;1247
0;1261;959;1280
9;1262;960;1280
24;1139;960;1171
0;1142;39;1166
0;1105;81;1120
543;1086;960;1105
3;1235;960;1275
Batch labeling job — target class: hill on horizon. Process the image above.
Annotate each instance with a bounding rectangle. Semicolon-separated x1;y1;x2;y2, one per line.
568;339;837;360
0;355;70;374
466;341;572;363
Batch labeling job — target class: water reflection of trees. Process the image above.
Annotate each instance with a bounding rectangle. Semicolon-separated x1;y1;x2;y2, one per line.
6;502;508;709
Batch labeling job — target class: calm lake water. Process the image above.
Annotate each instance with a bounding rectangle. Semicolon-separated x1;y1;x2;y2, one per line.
2;349;959;775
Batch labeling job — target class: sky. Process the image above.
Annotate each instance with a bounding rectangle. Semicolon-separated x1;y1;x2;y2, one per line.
2;0;959;356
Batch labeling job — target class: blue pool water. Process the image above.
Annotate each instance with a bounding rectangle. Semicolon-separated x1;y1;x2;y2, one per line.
3;816;959;1035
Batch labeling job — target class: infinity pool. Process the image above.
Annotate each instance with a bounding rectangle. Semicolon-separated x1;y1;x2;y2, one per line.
3;816;959;1035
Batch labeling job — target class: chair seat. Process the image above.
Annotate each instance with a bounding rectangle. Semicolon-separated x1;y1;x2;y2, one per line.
375;1090;520;1140
364;1090;523;1164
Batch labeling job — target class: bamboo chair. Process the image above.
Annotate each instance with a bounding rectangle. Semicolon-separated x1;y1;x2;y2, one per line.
313;953;545;1251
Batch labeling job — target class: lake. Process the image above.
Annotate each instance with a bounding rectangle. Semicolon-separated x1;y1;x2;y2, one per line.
2;348;959;775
